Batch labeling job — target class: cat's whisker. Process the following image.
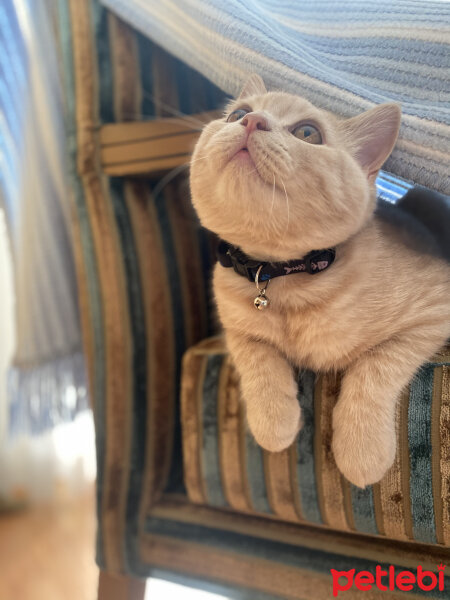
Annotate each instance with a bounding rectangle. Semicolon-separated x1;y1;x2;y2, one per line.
245;163;261;177
104;110;209;131
245;154;267;178
102;86;222;130
270;173;276;217
281;178;290;233
141;92;214;128
189;154;213;165
190;156;234;169
190;155;229;167
150;163;190;200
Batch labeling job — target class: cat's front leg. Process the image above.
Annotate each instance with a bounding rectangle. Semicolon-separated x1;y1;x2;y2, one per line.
332;331;447;488
226;330;302;452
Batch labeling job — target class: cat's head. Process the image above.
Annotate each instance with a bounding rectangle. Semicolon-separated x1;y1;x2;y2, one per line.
190;74;401;260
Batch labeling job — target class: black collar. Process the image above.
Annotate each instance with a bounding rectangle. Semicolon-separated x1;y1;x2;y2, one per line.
217;240;336;282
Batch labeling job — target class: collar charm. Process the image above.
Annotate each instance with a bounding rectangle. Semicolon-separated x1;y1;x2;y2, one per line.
254;265;270;310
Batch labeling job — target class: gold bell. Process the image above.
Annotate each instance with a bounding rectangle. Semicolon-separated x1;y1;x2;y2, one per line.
254;293;269;310
254;266;270;310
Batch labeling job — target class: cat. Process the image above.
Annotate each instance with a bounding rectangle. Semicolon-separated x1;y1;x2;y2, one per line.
189;74;450;487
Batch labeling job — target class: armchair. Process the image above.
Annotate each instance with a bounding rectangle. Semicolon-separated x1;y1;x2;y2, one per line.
57;2;450;598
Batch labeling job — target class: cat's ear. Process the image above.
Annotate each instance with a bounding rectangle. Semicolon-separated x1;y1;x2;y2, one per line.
344;104;401;181
238;74;267;99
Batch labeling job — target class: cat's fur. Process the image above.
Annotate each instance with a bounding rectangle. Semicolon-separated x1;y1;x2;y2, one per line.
190;75;450;487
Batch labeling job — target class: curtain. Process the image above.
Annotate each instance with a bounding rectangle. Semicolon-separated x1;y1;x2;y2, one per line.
100;0;450;195
0;0;93;504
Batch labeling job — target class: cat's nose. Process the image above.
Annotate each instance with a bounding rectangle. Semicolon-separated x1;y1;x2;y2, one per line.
241;113;270;133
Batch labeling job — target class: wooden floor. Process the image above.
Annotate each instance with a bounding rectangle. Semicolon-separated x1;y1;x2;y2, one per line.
0;488;99;600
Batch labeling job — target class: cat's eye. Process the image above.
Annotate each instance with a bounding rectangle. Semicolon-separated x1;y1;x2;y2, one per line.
292;123;322;145
226;108;249;123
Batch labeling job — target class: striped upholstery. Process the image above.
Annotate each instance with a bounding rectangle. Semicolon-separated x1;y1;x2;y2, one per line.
57;1;450;597
101;0;450;195
139;497;450;599
181;337;450;547
56;0;223;574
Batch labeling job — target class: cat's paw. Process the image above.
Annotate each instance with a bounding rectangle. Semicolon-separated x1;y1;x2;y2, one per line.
332;402;396;488
247;394;302;453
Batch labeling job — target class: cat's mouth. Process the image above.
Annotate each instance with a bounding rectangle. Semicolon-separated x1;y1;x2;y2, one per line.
225;137;270;180
230;144;255;166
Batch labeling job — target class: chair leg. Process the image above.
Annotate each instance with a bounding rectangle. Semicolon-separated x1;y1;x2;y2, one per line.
98;570;146;600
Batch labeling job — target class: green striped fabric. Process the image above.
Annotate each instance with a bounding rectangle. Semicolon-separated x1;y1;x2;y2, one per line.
55;0;224;575
143;516;450;599
142;495;450;600
181;337;450;548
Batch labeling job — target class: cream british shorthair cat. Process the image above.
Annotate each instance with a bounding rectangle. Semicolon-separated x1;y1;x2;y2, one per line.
190;74;450;487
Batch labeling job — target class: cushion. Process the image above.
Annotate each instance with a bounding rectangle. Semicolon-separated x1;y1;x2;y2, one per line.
181;336;450;546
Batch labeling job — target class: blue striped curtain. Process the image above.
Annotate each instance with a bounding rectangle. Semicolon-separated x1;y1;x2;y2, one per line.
101;0;450;195
0;0;87;438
